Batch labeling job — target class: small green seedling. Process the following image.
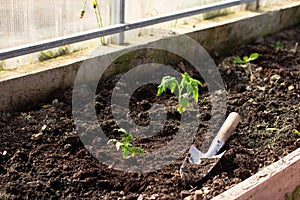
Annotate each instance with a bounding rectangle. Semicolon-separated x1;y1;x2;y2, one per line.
270;41;283;49
293;129;300;136
233;53;259;82
108;128;144;159
285;185;300;200
157;73;203;114
213;51;220;58
233;53;259;64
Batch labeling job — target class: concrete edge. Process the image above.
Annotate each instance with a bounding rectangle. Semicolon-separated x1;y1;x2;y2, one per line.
210;147;300;200
1;1;300;111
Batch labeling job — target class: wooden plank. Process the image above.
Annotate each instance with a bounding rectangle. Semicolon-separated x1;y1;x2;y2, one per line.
207;147;300;200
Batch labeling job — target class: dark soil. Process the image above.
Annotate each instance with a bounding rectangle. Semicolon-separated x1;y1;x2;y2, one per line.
0;25;299;199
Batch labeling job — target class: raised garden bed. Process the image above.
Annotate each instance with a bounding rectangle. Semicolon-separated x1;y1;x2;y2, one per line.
0;24;299;199
212;147;300;200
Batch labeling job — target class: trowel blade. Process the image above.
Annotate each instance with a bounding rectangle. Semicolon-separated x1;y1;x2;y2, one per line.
188;145;204;164
188;145;225;164
181;148;226;183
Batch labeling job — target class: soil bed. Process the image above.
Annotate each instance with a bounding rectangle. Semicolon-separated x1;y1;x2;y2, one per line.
0;25;299;199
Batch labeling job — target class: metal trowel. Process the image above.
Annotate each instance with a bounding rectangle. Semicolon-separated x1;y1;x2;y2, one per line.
180;112;241;183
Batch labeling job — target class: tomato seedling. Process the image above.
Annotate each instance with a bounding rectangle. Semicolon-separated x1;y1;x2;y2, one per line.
108;128;144;159
157;73;203;114
233;53;259;82
233;53;259;64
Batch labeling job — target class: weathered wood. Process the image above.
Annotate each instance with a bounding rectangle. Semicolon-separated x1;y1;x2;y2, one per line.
208;147;300;200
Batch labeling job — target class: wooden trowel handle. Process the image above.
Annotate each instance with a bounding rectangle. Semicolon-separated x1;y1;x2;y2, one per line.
217;112;241;142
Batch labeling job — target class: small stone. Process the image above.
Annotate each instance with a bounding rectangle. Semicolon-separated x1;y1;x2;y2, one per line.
288;85;295;91
31;132;43;140
255;67;263;72
270;74;281;81
149;194;158;199
270;74;281;84
55;190;62;197
64;144;72;151
52;99;59;105
268;88;275;94
202;186;211;194
137;194;143;200
256;86;265;91
248;99;256;104
184;196;193;200
225;186;231;190
41;124;47;131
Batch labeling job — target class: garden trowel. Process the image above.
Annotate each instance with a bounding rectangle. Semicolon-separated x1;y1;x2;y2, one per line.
180;112;241;183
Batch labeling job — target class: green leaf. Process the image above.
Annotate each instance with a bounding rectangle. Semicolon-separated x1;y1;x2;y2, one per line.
125;142;133;148
136;147;144;154
128;133;134;140
293;129;300;136
157;76;178;95
181;73;199;97
271;41;283;49
194;79;203;87
233;57;245;64
157;77;169;96
243;56;249;62
131;147;144;157
192;80;202;97
185;83;193;96
157;85;164;96
213;51;219;57
122;145;130;152
248;53;259;61
167;77;179;91
292;185;300;199
131;147;137;156
169;81;177;93
192;86;199;102
285;193;292;200
123;150;130;159
181;73;191;85
181;72;188;80
191;80;202;102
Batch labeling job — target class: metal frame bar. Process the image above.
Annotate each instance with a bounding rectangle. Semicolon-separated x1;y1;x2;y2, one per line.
256;0;260;10
119;0;125;44
0;0;256;60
